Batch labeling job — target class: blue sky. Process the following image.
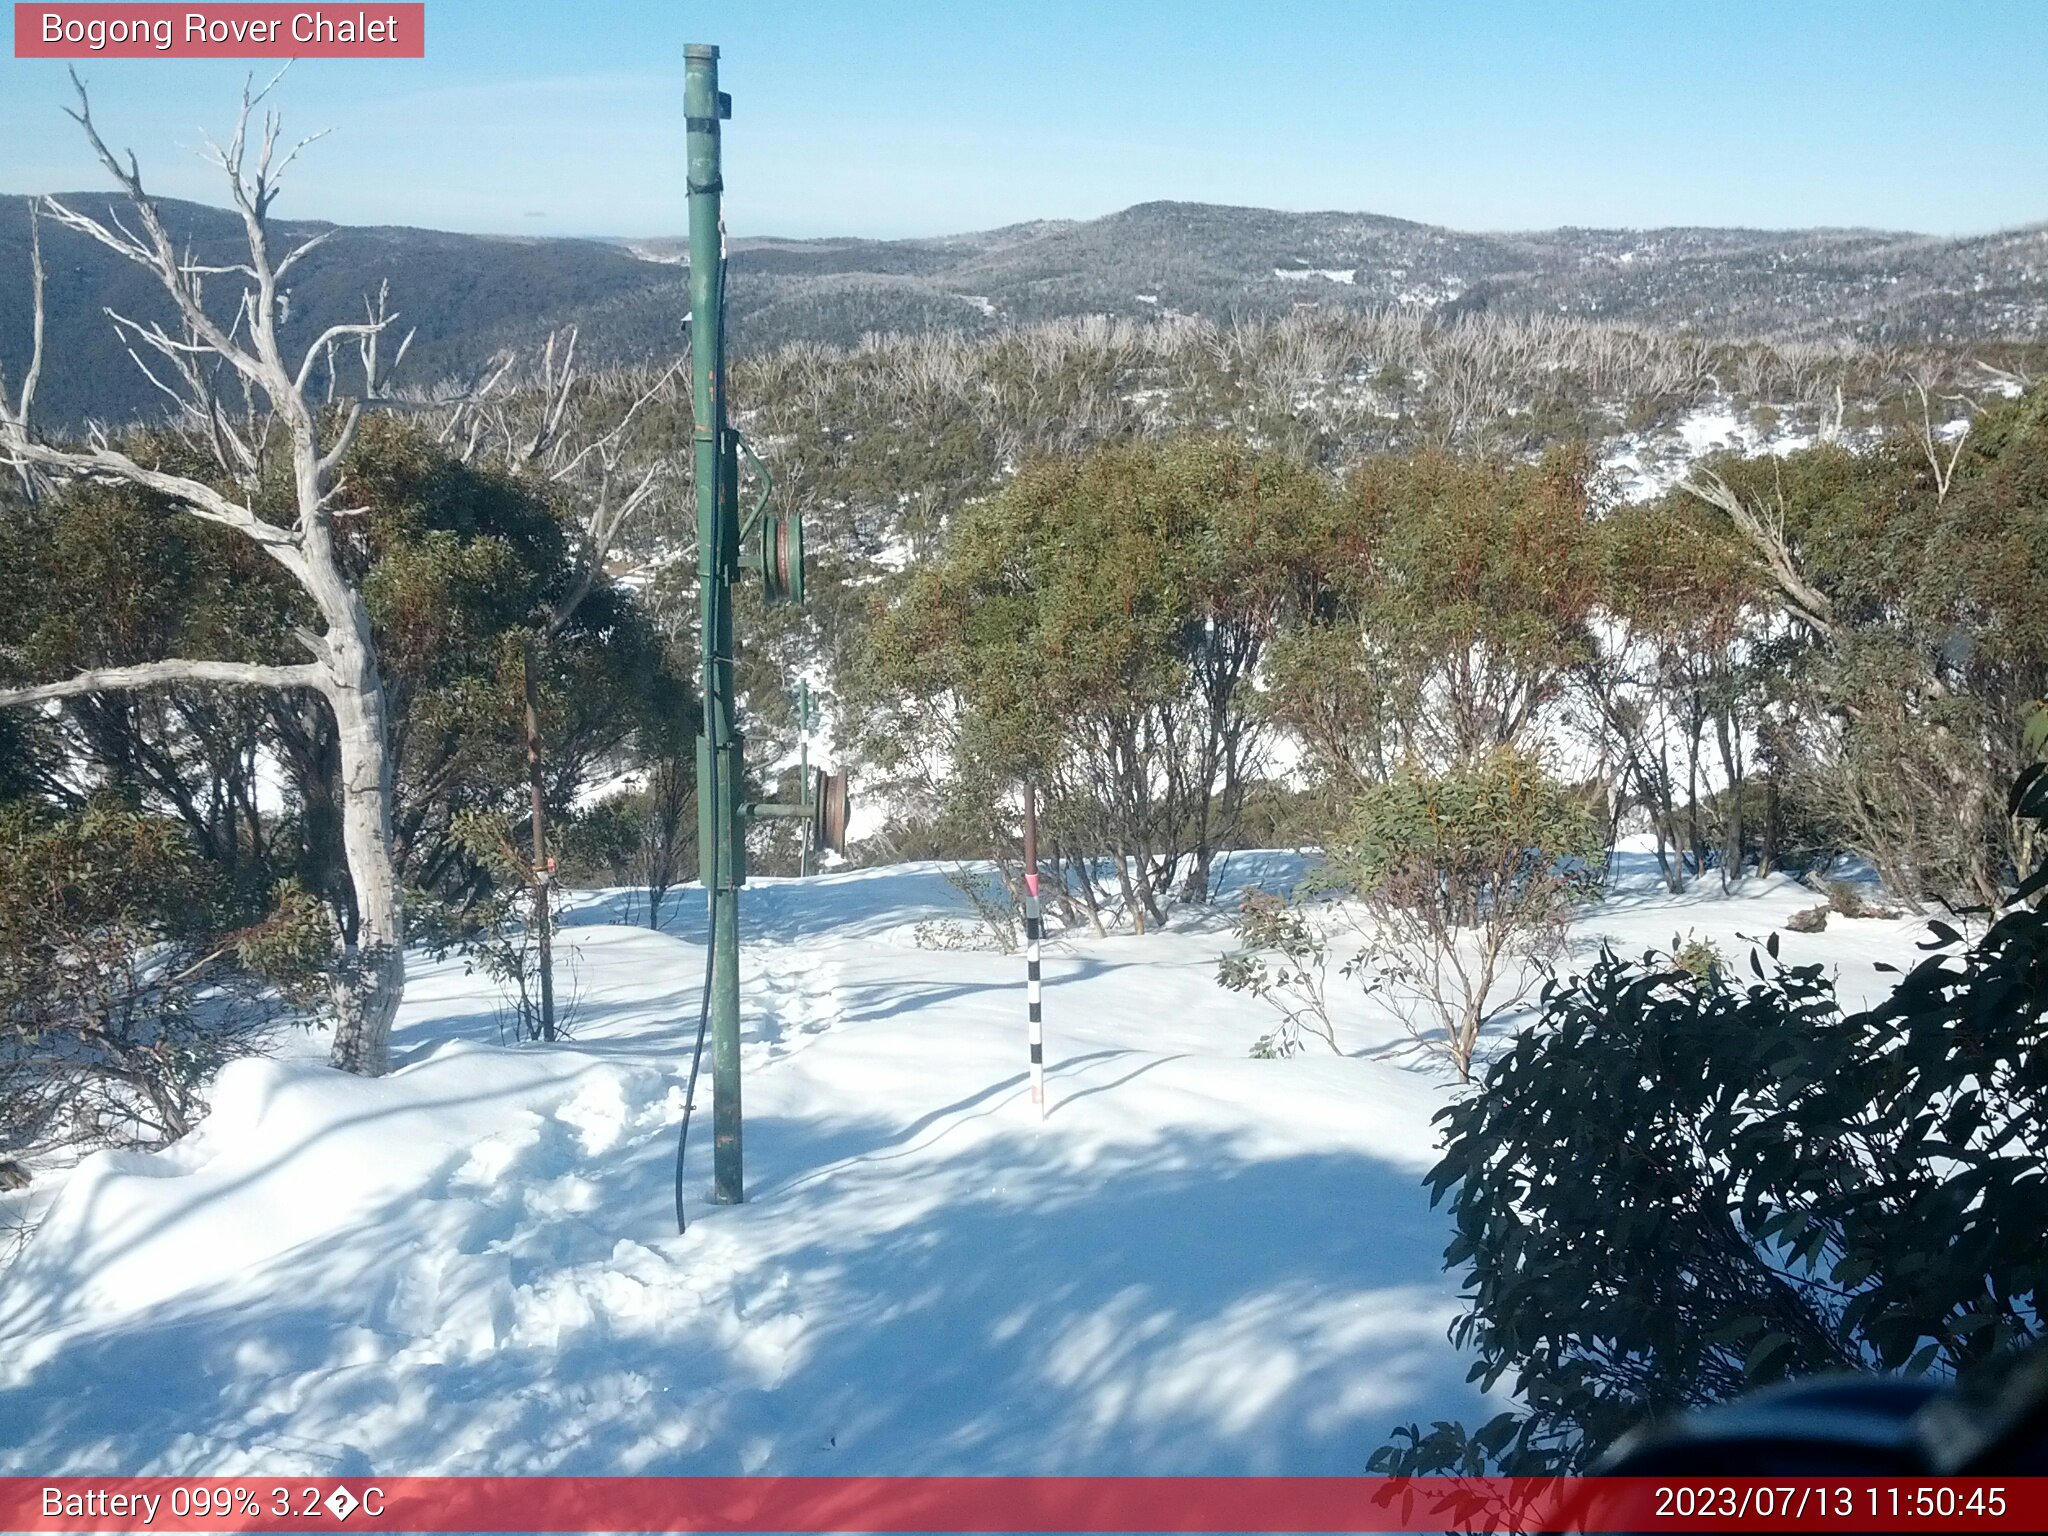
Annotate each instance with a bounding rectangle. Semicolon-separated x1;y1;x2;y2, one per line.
2;1;2043;239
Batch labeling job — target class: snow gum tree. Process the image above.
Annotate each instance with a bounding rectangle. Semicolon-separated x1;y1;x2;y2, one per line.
1680;385;2048;908
1262;445;1601;785
1577;494;1762;892
864;436;1330;927
0;418;679;936
1318;749;1603;1081
0;78;415;1073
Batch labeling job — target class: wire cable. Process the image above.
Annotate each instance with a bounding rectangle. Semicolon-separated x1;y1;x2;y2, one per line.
674;748;715;1234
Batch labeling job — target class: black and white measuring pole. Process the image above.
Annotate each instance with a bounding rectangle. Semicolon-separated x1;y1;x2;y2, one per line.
1023;781;1046;1119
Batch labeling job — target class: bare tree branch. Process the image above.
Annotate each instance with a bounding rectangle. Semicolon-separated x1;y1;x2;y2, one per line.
1680;468;1838;642
0;659;323;708
548;355;685;484
1973;358;2033;393
521;326;580;463
0;202;48;498
547;464;668;637
6;202;46;430
294;318;391;394
1911;374;1971;505
1;435;305;564
273;227;331;280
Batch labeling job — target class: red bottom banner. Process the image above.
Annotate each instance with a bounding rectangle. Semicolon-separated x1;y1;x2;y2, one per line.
1;1476;2043;1533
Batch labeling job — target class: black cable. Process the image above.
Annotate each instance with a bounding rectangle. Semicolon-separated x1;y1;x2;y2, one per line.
675;510;720;1234
674;751;715;1234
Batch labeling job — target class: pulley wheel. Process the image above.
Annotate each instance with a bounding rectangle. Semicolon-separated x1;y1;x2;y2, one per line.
811;768;849;856
760;508;805;604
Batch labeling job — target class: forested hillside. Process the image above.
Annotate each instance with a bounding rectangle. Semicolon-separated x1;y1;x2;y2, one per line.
709;203;2048;353
0;195;682;428
6;194;2047;428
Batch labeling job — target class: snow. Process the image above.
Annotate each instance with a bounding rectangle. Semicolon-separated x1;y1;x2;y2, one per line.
609;537;690;596
1272;267;1357;284
620;243;687;267
1391;281;1465;307
868;531;917;574
1600;399;1823;505
1676;405;1744;456
570;764;650;812
254;748;292;817
0;858;1933;1475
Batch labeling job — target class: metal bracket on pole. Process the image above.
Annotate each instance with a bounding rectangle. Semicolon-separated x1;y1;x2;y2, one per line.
737;432;774;545
745;767;849;858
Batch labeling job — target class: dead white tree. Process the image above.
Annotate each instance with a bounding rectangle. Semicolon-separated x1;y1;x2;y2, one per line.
445;327;683;600
1909;372;1971;505
0;202;47;500
0;73;413;1075
1680;467;1839;643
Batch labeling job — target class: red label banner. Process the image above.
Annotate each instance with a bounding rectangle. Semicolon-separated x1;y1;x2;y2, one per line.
14;4;425;58
0;1476;2044;1532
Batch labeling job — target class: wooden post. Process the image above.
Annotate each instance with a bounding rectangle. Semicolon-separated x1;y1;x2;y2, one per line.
522;639;556;1043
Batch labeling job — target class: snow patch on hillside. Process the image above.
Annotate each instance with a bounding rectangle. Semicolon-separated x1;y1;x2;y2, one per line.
1601;399;1822;504
620;243;686;267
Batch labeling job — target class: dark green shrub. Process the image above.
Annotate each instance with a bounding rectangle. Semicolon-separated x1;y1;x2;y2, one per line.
1376;764;2047;1475
1;802;316;1156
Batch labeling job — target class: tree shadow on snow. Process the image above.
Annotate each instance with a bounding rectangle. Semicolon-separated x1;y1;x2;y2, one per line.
562;867;972;948
0;1072;1483;1477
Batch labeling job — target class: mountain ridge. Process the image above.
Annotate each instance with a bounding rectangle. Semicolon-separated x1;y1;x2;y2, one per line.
3;194;2043;429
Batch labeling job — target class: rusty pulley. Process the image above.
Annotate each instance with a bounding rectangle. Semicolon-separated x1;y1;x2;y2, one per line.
759;507;805;604
811;767;849;856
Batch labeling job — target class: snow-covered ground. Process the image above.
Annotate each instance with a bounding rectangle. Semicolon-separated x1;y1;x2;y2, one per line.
1599;400;1821;505
0;854;1930;1475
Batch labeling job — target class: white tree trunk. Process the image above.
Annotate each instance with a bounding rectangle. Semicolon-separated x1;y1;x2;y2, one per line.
325;639;404;1074
295;462;407;1073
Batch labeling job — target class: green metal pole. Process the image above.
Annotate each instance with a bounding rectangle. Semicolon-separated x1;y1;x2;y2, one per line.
686;43;744;1206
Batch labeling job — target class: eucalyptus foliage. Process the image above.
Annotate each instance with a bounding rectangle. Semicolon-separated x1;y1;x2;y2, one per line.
866;436;1331;923
1319;751;1604;1080
1376;762;2048;1475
